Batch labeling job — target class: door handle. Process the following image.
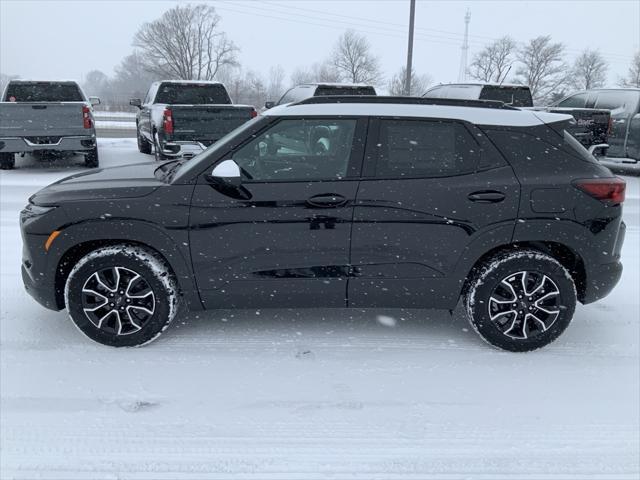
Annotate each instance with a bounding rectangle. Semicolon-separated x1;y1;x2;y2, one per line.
468;191;506;203
306;193;347;208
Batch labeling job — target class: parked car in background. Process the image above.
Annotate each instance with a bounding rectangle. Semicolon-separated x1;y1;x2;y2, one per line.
265;83;377;108
423;83;612;155
22;96;625;352
0;80;100;169
554;88;640;161
131;81;257;161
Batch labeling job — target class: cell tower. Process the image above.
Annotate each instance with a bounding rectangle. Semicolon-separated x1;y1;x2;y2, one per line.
458;9;471;82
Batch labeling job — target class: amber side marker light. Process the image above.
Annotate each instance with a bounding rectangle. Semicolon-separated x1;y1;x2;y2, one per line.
44;230;61;251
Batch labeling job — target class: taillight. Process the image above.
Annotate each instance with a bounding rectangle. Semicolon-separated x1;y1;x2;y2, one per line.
574;177;626;205
250;108;258;118
162;108;174;135
82;105;92;129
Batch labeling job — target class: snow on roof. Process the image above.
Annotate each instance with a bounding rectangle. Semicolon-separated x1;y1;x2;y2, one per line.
263;102;573;127
8;79;80;84
157;80;224;85
429;82;529;89
299;82;374;88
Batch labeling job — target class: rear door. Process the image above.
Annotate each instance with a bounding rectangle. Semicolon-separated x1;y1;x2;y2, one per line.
594;90;640;158
349;117;520;309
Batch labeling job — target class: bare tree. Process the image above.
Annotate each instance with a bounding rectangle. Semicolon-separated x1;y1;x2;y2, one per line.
133;4;238;80
571;49;608;90
468;36;517;83
290;61;341;86
331;30;382;85
83;70;109;97
515;36;567;105
0;73;20;97
267;65;286;101
618;50;640;87
388;66;432;96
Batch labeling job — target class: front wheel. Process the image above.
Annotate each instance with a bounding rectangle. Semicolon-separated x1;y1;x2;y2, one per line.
65;245;180;347
464;250;576;352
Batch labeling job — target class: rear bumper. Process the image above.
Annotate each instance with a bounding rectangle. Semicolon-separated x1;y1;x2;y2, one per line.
582;261;623;304
160;140;206;159
0;135;96;154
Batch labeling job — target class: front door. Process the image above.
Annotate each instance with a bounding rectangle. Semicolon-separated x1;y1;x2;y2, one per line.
189;117;366;309
349;117;520;309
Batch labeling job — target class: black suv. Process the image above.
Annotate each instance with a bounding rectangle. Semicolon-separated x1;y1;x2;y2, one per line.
21;97;626;351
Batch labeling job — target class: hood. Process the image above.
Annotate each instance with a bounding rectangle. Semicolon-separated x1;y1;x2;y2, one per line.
30;162;164;205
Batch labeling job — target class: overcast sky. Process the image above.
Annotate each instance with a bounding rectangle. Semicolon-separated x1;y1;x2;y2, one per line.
1;0;638;90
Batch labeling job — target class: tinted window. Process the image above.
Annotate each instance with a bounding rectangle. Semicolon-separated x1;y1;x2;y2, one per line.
375;120;478;177
315;86;376;96
557;93;588;108
594;90;640;115
154;83;231;104
277;88;296;105
233;118;357;181
4;82;83;102
479;86;533;107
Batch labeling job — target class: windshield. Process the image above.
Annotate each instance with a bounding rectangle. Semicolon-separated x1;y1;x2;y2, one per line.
171;116;265;182
4;82;84;102
155;83;231;104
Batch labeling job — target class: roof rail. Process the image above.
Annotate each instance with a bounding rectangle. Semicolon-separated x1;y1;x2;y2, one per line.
293;95;517;110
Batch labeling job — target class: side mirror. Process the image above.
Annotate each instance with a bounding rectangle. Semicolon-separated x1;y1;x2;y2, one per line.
89;96;101;106
264;101;275;109
207;159;241;187
129;98;142;108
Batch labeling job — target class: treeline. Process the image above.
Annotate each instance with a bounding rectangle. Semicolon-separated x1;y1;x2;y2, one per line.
2;4;638;109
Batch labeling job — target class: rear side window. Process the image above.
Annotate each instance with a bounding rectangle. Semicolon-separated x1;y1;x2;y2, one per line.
4;82;83;102
479;86;533;107
557;93;588;108
374;119;479;177
315;86;376;96
154;83;231;104
594;90;640;115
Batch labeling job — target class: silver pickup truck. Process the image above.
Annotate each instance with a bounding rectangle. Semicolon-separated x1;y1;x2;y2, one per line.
131;81;257;161
0;80;100;169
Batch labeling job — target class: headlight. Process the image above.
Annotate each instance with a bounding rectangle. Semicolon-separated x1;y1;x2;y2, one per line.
21;204;57;220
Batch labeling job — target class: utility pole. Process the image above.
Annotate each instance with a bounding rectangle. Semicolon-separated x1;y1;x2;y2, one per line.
457;9;471;82
404;0;416;96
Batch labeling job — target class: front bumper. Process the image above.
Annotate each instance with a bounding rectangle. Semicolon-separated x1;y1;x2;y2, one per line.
22;263;61;310
0;135;96;154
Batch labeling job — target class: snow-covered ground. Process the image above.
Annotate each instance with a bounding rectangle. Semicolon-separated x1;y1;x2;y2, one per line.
1;139;639;479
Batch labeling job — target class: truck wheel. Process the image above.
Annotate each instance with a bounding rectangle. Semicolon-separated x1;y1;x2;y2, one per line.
137;128;152;154
0;152;15;170
464;249;576;352
85;147;99;168
64;244;180;347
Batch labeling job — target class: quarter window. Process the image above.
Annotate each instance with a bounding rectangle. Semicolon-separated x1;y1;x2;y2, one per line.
232;118;357;181
374;119;479;177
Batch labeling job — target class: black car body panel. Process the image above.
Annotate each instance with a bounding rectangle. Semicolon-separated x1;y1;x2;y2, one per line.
21;98;624;317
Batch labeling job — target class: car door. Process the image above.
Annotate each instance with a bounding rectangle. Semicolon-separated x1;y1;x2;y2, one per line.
594;90;640;158
348;117;520;309
189;116;367;309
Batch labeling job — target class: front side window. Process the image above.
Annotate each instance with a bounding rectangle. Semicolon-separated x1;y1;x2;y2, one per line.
233;118;357;181
374;119;478;177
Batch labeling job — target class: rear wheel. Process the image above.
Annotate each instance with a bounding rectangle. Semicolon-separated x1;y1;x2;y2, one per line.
464;250;576;352
65;245;180;347
85;147;99;168
137;128;152;154
0;152;15;170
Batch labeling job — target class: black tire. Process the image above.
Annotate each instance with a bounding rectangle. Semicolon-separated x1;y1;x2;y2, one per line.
0;152;15;170
137;128;152;154
64;245;180;347
85;147;99;168
464;249;576;352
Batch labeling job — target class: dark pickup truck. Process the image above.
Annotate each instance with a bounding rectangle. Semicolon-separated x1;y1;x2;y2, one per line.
555;88;640;161
423;83;611;155
131;81;257;160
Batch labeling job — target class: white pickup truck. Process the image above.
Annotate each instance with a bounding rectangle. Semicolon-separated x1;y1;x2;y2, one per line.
0;80;100;169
